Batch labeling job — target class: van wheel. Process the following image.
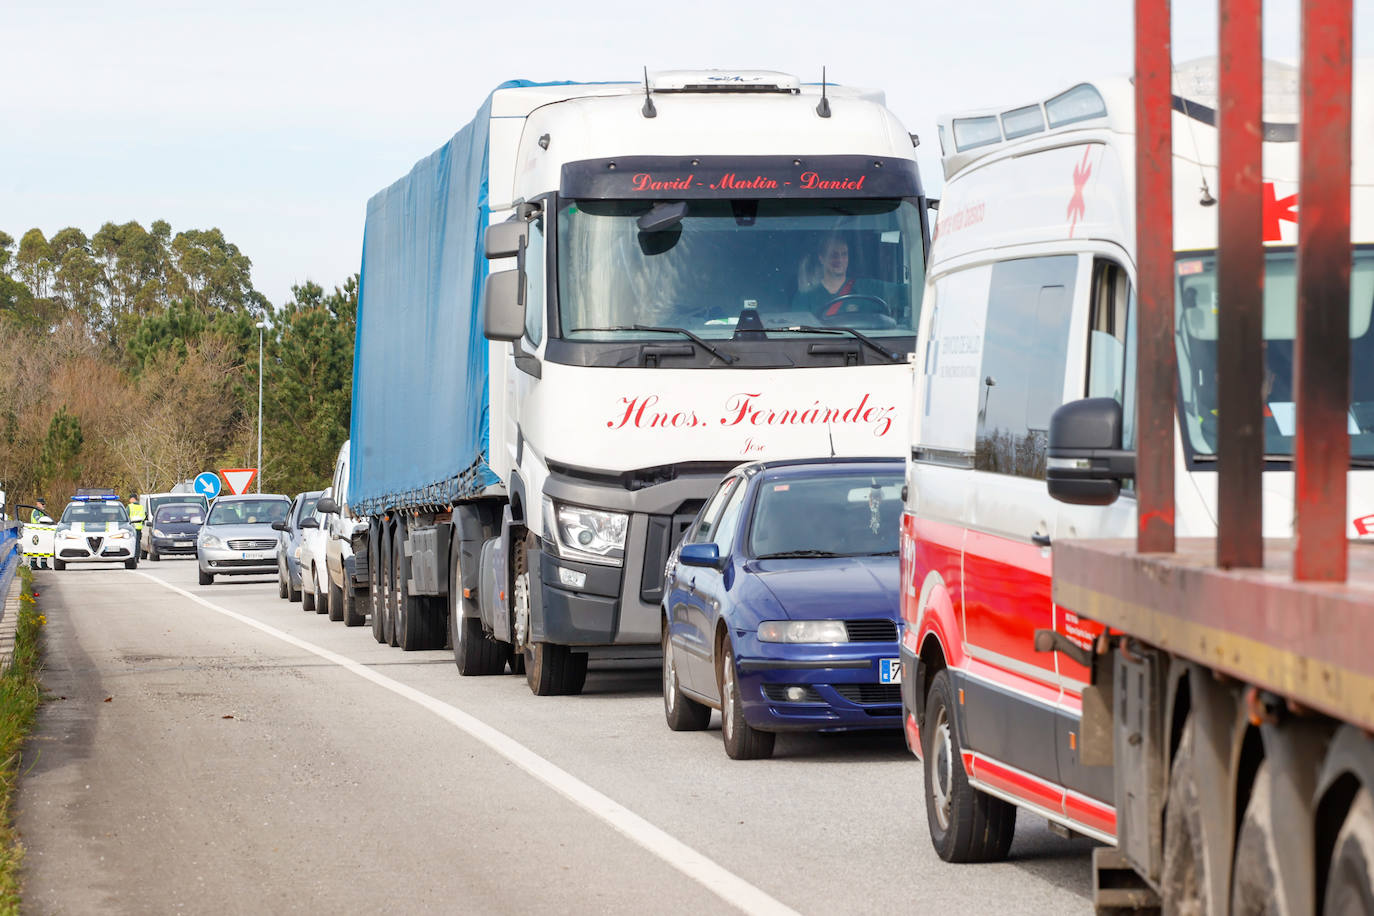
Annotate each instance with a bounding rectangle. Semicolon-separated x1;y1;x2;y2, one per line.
198;570;213;586
328;579;344;622
1325;788;1374;915
923;669;1015;862
663;626;710;731
451;548;504;675
719;641;773;759
149;547;160;562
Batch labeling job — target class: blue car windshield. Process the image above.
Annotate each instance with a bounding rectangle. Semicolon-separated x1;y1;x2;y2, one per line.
748;472;904;558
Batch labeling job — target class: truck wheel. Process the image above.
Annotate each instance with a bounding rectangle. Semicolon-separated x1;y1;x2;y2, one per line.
371;529;387;643
512;533;587;695
392;525;441;650
342;584;366;627
1325;788;1374;915
198;569;213;586
1231;761;1290;914
923;669;1015;862
719;640;773;759
663;625;710;731
328;579;344;622
302;571;317;612
278;560;288;599
1162;717;1213;913
451;548;504;675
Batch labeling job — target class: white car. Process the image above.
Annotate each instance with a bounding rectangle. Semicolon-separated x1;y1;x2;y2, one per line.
52;496;139;570
318;440;368;627
296;490;331;616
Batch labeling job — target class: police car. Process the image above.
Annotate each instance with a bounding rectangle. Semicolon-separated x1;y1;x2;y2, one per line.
51;489;140;570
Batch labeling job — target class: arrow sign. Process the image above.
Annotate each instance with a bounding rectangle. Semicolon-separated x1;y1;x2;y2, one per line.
194;472;222;499
220;468;258;496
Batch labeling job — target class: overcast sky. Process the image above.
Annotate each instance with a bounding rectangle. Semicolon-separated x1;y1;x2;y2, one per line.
1;0;1365;309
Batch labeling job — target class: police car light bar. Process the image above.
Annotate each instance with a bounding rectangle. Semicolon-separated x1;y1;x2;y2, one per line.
74;487;118;498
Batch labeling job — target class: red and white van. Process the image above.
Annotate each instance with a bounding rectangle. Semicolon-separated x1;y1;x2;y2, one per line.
899;59;1374;860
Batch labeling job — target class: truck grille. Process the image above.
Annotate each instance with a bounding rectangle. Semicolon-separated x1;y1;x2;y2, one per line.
228;539;276;551
843;619;898;642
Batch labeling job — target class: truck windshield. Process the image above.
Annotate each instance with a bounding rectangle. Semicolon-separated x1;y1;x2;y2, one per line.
558;198;925;341
1175;247;1374;462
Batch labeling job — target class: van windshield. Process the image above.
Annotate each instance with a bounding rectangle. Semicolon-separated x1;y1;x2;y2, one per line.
1175;247;1374;462
558;198;925;341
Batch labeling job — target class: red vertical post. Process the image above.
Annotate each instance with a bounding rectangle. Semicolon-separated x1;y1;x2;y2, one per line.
1216;0;1265;568
1135;0;1176;554
1294;0;1353;581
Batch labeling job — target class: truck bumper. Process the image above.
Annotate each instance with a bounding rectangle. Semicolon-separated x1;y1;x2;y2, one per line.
535;469;721;647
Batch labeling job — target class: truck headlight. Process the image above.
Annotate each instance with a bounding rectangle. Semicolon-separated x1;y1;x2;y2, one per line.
757;620;849;644
543;497;628;566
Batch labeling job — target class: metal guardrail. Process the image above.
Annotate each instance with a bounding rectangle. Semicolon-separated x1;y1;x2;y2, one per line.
0;518;21;602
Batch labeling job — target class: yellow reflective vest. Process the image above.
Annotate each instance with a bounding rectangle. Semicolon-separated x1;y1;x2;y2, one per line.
128;502;146;528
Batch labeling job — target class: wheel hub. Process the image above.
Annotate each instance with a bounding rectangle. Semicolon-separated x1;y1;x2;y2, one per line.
513;571;531;650
932;709;954;830
722;660;737;740
663;641;676;713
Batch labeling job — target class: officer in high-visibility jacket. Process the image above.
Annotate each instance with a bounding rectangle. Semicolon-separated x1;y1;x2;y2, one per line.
30;498;47;523
127;494;145;532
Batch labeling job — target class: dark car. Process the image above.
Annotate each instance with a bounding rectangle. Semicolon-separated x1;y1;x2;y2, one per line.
661;458;905;759
146;502;205;560
273;490;323;602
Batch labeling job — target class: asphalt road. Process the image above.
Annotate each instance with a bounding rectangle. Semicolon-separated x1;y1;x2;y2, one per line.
15;559;1097;914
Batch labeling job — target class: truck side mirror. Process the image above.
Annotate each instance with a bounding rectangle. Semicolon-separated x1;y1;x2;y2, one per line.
483;269;526;342
1046;397;1136;506
316;496;339;515
484;221;526;260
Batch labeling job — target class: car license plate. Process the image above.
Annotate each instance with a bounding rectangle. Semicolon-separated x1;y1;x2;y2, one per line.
879;658;902;685
176;541;192;548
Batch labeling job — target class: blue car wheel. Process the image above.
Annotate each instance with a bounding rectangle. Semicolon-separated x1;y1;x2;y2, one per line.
720;641;775;760
663;627;710;732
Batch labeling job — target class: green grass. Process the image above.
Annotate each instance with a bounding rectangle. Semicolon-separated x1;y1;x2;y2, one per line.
0;566;45;915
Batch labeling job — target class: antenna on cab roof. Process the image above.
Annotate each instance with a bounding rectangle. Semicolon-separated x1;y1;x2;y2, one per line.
816;66;831;118
641;67;657;119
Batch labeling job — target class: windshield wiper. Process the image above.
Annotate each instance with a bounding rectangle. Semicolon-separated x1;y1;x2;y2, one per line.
781;325;904;364
569;325;737;364
754;549;845;559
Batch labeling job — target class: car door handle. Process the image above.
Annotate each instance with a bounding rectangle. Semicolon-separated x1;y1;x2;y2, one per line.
1031;533;1052;548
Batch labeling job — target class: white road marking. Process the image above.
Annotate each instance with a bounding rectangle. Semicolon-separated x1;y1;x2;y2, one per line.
136;571;799;916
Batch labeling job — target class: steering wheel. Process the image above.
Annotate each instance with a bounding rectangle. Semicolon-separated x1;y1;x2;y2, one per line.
818;294;895;329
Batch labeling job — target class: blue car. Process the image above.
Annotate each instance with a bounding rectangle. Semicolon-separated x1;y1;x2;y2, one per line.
661;458;905;759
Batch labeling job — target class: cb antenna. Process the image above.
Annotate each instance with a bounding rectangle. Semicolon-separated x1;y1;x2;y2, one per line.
641;66;657;119
816;66;831;118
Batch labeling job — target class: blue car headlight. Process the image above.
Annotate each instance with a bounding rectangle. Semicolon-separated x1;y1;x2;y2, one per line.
757;620;849;644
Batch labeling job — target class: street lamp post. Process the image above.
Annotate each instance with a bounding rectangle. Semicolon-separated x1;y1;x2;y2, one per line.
256;319;269;493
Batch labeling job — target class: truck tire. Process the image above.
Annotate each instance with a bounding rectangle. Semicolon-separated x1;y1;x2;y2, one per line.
371;527;387;643
513;533;586;695
1324;788;1374;915
663;625;710;731
393;525;442;651
719;640;773;759
450;548;504;675
328;579;344;622
342;584;366;628
923;669;1015;862
1231;761;1290;914
1161;717;1213;914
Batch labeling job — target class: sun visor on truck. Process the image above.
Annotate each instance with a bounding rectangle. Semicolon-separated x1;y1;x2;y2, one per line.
560;155;922;200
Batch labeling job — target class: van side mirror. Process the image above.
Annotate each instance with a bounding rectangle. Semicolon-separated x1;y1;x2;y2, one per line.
483;269;526;342
1046;397;1136;506
300;518;320;529
485;221;526;260
316;497;339;515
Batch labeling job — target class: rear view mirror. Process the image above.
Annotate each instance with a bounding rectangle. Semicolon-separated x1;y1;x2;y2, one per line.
637;200;688;233
483;270;526;342
316;497;339;515
679;543;723;569
301;518;320;530
1046;398;1136;506
484;221;526;260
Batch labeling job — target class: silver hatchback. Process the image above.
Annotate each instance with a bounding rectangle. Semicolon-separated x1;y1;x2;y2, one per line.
197;494;291;585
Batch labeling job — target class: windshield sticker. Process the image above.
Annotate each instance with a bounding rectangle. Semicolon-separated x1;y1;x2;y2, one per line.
1177;259;1204;276
773;484;790;492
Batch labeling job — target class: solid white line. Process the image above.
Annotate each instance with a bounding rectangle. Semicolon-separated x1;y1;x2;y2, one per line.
135;571;799;916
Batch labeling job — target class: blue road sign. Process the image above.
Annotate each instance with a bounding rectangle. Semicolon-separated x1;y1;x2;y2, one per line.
194;472;222;500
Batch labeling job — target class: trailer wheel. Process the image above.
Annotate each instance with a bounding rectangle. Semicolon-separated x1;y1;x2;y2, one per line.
392;524;442;650
450;547;504;675
374;528;392;644
719;641;773;760
1162;717;1213;914
1324;788;1374;916
1231;761;1292;914
663;625;710;731
328;578;344;622
923;669;1015;862
370;527;386;642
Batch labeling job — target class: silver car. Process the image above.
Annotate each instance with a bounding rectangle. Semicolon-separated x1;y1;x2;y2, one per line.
197;494;291;585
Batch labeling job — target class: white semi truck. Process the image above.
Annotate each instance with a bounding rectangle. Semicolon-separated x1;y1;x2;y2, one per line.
349;71;931;695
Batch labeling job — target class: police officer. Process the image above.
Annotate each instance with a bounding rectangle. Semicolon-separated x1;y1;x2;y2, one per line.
127;494;145;533
30;498;47;523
